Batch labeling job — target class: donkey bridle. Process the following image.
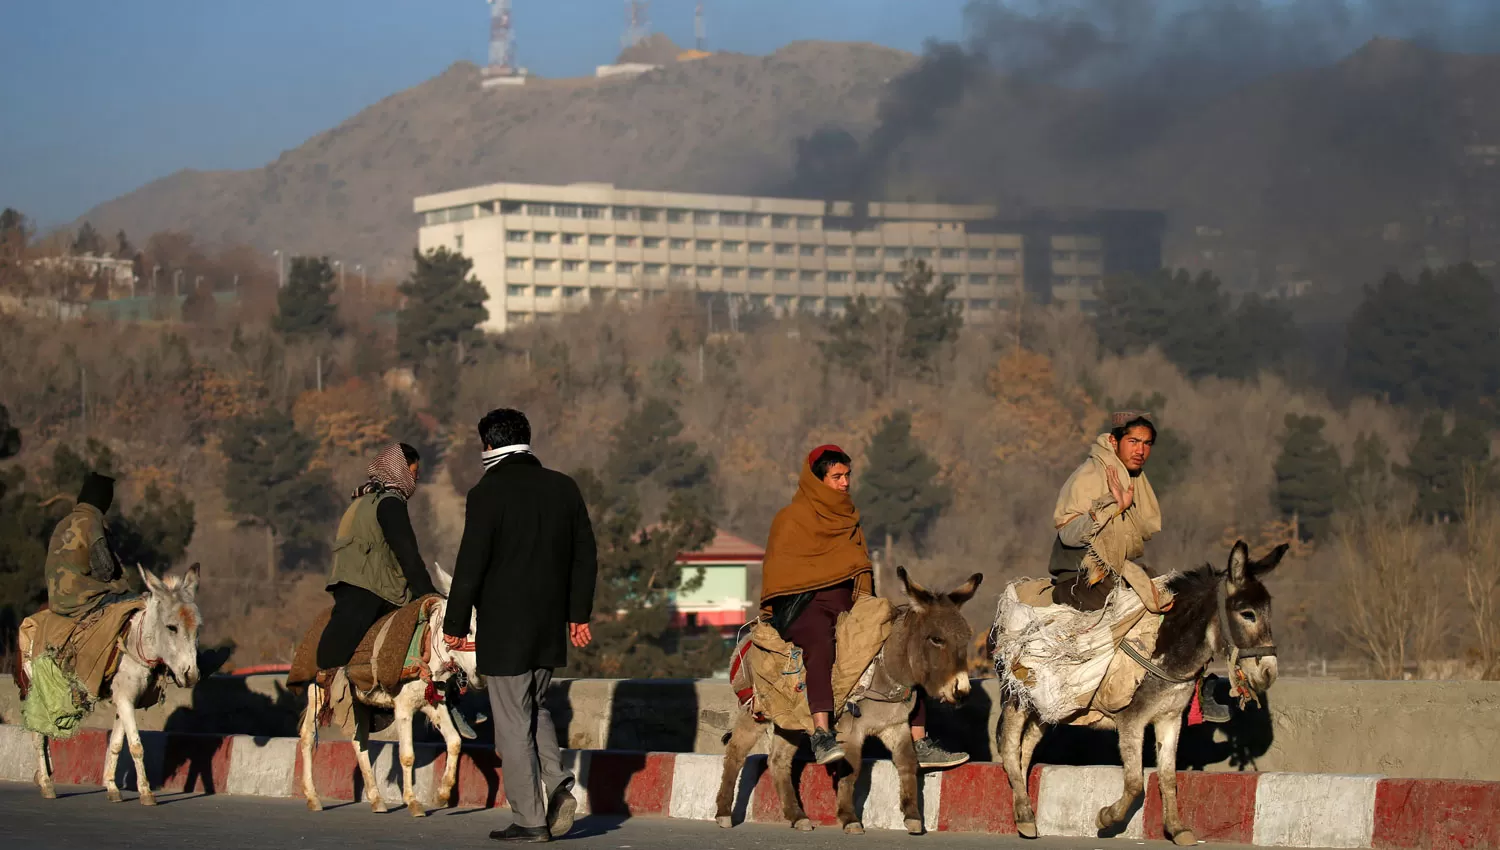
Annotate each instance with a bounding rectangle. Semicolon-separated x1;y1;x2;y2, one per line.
1127;573;1276;690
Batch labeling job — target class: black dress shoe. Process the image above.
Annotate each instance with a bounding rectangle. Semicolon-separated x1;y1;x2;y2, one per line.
489;824;551;843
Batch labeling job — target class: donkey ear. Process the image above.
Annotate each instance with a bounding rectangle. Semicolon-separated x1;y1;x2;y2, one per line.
1225;541;1250;583
181;562;201;597
138;565;164;595
897;566;935;610
947;573;984;607
1249;543;1289;579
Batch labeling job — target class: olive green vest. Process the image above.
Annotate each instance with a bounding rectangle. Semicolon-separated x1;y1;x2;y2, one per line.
327;491;411;607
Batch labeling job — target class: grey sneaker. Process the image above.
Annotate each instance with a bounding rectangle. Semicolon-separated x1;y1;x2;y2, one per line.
810;729;846;765
547;785;578;838
913;737;969;770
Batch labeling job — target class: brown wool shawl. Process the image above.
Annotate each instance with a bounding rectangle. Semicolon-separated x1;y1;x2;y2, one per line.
759;463;874;606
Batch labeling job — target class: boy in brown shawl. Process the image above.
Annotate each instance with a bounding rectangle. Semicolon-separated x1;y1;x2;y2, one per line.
760;445;967;769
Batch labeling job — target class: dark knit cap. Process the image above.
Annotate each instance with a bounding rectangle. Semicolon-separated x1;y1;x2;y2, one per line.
77;472;115;513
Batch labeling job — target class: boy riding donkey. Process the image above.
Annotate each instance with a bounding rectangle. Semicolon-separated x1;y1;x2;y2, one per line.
758;445;967;768
1048;411;1230;722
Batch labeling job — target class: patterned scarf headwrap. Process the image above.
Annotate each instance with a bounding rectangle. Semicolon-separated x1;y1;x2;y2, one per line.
353;443;417;500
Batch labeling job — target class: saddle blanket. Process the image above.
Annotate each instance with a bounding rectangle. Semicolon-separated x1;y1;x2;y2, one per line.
18;598;147;702
288;594;441;697
991;576;1168;725
729;594;898;733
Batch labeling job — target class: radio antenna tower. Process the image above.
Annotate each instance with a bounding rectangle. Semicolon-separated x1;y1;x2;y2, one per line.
483;0;523;86
695;2;706;51
623;1;649;49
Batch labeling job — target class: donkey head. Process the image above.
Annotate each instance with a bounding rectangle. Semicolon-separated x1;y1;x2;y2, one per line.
430;598;482;686
895;567;984;704
1212;541;1285;694
137;563;202;689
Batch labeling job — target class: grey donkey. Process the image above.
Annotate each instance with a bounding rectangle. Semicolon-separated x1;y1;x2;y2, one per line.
715;567;983;835
31;563;203;804
997;541;1285;844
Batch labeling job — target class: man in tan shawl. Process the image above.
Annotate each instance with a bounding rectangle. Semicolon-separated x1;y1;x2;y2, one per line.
760;445;967;769
1049;412;1231;722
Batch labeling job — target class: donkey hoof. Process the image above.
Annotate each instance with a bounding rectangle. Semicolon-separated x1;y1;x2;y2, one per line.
843;822;865;835
140;793;158;807
40;786;57;801
306;798;323;812
1097;806;1117;830
1172;829;1199;846
408;801;426;817
793;817;814;832
106;789;122;803
716;816;734;829
371;800;388;814
905;818;924;835
1017;821;1038;839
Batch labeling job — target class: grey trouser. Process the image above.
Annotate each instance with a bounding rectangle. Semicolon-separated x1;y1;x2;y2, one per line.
487;668;573;828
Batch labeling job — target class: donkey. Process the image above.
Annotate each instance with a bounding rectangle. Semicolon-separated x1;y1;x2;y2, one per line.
997;541;1285;845
715;568;983;835
297;594;480;817
30;563;203;804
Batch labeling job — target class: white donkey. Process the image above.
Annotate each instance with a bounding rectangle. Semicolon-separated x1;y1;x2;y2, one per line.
30;563;203;804
298;565;481;817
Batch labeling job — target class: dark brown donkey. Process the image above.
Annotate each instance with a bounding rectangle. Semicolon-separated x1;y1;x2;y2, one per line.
715;568;982;835
998;541;1286;845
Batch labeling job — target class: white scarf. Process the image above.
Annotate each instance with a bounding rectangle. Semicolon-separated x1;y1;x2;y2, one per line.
482;443;534;470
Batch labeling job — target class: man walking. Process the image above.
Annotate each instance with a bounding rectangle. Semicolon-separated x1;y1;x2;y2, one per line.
444;408;598;843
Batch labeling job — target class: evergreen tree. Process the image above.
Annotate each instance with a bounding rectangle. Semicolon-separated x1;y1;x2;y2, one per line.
115;229;134;260
71;222;104;256
1344;431;1393;507
605;397;717;513
221;409;336;571
858;410;951;553
273;256;340;337
1346;265;1500;412
821;295;903;395
895;260;962;380
1273;414;1344;540
182;281;218;324
1401;414;1494;521
397;247;489;363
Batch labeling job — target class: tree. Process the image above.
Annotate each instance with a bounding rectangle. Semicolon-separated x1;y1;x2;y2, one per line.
858;410;951;554
397;247;489;363
1345;431;1394;506
221;409;336;574
273;256;340;337
1094;269;1297;380
1346;265;1500;412
564;420;726;678
72;222;105;256
182;281;218;323
1273;414;1344;540
895;260;962;380
1;208;30;288
1400;414;1493;522
0;403;18;459
115;229;134;260
821;295;903;396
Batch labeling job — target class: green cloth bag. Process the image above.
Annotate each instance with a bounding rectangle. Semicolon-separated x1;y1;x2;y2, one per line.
22;651;94;740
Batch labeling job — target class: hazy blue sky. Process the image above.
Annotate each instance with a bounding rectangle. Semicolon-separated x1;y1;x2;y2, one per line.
0;0;968;228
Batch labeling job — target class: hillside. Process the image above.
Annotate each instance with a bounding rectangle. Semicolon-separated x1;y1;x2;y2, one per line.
75;42;916;278
75;38;1500;302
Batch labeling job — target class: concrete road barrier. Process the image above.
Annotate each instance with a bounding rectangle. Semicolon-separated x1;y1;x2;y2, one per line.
2;724;1495;848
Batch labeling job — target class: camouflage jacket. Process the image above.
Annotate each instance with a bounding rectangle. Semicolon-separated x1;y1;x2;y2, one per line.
45;503;131;620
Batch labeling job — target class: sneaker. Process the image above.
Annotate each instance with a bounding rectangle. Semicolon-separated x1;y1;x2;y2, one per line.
810;729;846;765
913;737;969;770
547;785;579;838
489;824;551;843
1199;674;1232;724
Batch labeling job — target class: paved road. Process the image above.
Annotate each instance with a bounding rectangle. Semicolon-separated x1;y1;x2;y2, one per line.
3;783;1299;849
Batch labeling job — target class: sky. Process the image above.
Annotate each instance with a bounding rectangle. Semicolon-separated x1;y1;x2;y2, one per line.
0;0;969;229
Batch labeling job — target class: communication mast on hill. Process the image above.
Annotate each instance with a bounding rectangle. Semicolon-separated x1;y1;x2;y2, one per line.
623;1;650;49
695;2;706;51
483;0;526;87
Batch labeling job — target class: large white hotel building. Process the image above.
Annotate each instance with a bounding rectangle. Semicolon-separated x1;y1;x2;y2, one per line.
414;181;1164;333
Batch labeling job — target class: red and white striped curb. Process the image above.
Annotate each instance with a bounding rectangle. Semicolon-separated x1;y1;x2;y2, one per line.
1;725;1495;848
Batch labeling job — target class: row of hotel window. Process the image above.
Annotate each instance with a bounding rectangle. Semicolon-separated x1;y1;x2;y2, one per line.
429;203;827;228
500;263;1050;287
496;231;1075;260
506;295;1015;323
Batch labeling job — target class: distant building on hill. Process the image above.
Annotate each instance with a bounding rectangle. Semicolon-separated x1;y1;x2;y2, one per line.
414;180;1164;333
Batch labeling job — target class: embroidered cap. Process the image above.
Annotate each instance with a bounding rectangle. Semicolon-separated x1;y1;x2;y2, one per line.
1111;410;1154;428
